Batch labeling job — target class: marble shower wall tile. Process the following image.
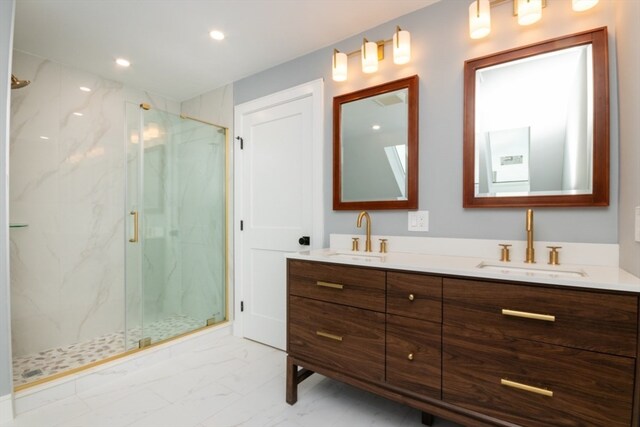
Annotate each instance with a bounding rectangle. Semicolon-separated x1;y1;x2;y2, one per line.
9;51;178;359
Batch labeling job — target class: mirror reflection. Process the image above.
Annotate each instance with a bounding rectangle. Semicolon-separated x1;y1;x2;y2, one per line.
475;45;593;197
333;75;418;210
341;88;409;201
463;27;609;208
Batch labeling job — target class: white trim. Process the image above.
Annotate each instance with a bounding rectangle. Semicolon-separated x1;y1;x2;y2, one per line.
233;79;324;339
0;393;14;423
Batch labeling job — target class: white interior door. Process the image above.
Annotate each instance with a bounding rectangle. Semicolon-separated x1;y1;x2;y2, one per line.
234;80;323;349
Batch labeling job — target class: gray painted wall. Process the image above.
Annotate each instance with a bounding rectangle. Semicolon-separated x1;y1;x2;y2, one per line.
617;0;640;276
234;0;620;246
0;0;15;398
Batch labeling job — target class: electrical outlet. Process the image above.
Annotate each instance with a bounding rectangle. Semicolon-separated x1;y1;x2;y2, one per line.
408;211;429;232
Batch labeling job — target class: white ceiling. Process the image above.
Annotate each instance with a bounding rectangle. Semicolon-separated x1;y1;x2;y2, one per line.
13;0;439;102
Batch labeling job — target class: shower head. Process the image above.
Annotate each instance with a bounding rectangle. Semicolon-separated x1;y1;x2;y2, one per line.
11;74;30;89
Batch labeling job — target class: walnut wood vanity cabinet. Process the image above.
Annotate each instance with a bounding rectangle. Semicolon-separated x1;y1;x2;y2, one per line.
286;258;640;426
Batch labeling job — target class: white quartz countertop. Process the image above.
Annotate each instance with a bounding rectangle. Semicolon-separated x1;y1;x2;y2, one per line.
286;249;640;294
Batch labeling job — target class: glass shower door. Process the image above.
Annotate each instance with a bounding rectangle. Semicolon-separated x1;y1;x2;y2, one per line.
125;103;227;350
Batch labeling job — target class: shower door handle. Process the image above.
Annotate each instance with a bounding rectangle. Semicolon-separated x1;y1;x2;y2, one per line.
129;211;139;243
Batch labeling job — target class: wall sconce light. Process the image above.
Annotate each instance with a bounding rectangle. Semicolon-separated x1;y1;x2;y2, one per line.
517;0;542;25
572;0;598;11
468;0;550;39
361;38;379;73
393;26;411;65
332;49;348;82
331;26;411;82
469;0;491;39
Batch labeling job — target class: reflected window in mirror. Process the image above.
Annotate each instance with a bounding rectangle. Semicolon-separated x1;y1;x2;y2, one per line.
463;27;609;208
333;75;418;210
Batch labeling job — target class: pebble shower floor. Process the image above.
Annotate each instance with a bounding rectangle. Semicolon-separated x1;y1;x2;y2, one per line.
12;315;204;386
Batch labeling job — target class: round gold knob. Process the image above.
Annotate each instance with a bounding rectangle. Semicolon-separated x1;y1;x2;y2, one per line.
407;353;414;361
408;294;415;301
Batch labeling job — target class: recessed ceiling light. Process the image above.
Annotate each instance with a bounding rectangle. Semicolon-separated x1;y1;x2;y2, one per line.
39;136;49;140
79;86;91;92
116;58;131;67
372;125;381;130
209;30;225;41
73;112;83;117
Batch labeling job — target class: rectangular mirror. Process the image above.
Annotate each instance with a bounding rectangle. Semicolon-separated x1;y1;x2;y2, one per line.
463;28;609;208
333;75;418;210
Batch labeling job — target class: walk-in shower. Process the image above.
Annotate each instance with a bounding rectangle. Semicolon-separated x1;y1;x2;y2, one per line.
9;58;227;388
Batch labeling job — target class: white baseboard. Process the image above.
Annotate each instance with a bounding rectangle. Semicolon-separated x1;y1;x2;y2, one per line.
0;393;14;423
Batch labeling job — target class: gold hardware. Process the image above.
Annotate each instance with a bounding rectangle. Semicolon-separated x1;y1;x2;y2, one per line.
352;237;360;252
499;244;511;262
129;210;139;243
379;239;387;253
179;113;224;128
139;103;151;110
407;353;414;361
547;246;561;265
502;309;555;322
206;317;216;326
408;294;415;301
316;281;344;290
362;38;385;61
501;378;553;397
316;331;343;342
356;211;372;252
138;337;151;348
525;209;535;263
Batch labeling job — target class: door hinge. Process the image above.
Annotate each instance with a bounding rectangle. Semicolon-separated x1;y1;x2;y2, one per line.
240;220;244;231
241;301;244;312
236;136;244;150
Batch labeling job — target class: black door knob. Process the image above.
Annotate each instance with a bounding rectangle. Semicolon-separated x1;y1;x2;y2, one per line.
298;236;310;246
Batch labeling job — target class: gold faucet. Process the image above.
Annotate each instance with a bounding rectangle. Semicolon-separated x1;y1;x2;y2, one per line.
356;211;372;252
525;209;535;263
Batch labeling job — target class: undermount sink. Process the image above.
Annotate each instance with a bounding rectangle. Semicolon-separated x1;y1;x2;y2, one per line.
325;250;386;261
476;261;587;278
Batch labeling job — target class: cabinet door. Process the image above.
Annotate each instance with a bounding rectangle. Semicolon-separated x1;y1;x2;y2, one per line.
386;314;441;399
443;278;638;357
288;296;385;382
443;325;635;427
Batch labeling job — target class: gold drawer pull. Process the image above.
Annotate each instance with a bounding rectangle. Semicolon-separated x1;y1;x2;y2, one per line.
316;281;344;290
407;353;414;361
501;379;553;397
316;331;343;341
408;294;415;301
501;309;555;322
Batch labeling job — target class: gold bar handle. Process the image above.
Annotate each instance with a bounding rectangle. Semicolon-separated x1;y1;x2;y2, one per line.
502;309;555;322
316;281;344;290
129;210;139;243
501;378;553;397
316;331;343;341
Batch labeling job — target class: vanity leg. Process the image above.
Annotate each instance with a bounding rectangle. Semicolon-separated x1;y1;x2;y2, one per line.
286;356;298;405
421;412;434;426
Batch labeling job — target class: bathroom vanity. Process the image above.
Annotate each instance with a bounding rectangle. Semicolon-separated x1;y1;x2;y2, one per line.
285;250;640;427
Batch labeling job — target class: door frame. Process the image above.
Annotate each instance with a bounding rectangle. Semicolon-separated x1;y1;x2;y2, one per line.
232;79;324;339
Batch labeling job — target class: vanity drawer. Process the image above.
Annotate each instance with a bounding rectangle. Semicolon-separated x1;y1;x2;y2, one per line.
443;325;635;427
288;259;385;312
288;295;385;382
386;314;441;399
443;278;638;357
387;272;441;323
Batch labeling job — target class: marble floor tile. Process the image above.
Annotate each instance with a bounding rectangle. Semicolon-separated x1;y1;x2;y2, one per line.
4;336;463;427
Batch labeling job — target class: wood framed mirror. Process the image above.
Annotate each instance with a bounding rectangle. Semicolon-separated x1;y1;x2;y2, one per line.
463;27;609;208
333;75;418;210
